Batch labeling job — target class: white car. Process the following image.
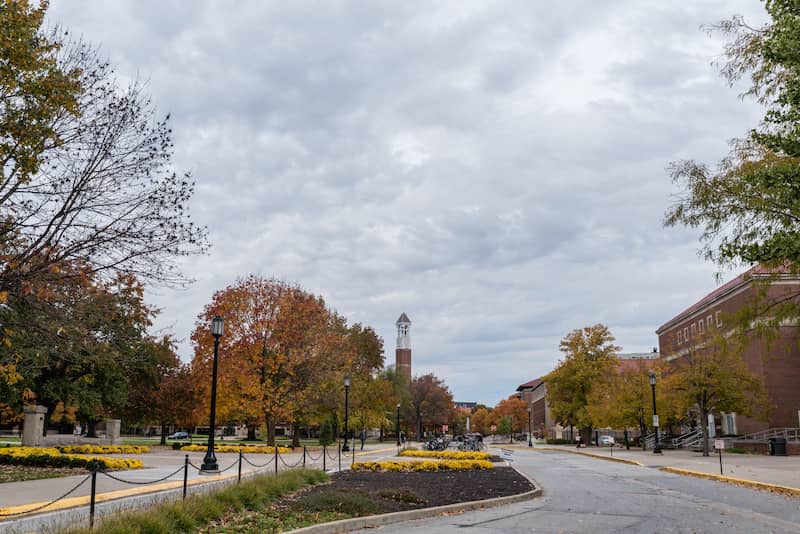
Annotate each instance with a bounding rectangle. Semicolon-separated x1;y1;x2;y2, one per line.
599;435;615;446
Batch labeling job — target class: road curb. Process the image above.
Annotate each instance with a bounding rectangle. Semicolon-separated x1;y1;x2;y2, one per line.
659;467;800;498
283;465;542;534
533;447;643;466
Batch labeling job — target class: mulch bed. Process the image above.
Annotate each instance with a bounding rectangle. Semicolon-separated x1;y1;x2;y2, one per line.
279;465;535;514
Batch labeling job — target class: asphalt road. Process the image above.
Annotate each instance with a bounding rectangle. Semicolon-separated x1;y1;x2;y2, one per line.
361;448;800;534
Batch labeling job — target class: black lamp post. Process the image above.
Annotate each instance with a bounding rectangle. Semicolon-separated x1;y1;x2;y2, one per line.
649;371;662;454
396;403;401;447
200;316;224;473
341;374;350;452
528;407;533;447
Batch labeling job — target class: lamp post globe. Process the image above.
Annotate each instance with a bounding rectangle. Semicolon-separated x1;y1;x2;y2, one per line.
342;374;351;452
649;371;662;454
200;316;224;473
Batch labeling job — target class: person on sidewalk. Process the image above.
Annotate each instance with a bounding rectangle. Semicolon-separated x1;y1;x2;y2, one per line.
359;429;366;450
575;434;582;448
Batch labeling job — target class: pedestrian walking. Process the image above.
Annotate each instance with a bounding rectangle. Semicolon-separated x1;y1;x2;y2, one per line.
359;429;366;450
575;434;582;448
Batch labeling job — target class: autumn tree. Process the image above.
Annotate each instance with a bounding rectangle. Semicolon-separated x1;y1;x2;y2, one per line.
407;374;455;439
494;396;528;436
470;406;495;435
586;358;671;448
664;335;770;456
545;324;620;443
1;4;208;303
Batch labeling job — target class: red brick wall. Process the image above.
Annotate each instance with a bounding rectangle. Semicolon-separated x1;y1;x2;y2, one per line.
658;280;800;433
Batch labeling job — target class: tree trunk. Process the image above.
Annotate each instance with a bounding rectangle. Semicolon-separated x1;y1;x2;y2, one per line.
379;426;384;442
160;421;167;445
246;423;257;441
291;421;301;448
266;416;276;446
86;419;98;438
701;408;710;457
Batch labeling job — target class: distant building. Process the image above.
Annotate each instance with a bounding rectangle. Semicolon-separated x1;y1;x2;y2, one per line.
516;377;557;438
454;401;477;414
656;265;800;435
395;313;412;381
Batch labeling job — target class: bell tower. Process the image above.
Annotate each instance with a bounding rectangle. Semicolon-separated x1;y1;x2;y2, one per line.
395;313;412;381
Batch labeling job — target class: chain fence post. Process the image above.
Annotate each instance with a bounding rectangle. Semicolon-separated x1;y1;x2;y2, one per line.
89;461;98;530
302;446;306;468
238;451;243;482
182;454;189;499
323;444;326;471
275;444;279;474
338;440;341;471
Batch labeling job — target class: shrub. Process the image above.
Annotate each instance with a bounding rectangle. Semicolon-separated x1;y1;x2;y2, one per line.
545;438;572;445
56;445;150;455
377;489;427;505
398;450;490;461
0;447;143;470
179;444;292;454
352;459;493;472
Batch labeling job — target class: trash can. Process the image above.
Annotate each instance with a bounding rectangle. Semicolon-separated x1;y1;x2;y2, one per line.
769;437;787;456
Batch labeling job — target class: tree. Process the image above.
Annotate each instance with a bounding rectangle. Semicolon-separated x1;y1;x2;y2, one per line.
587;358;668;448
665;2;800;271
470;406;494;435
545;324;620;442
664;335;770;456
494;396;528;436
1;18;208;298
407;374;454;439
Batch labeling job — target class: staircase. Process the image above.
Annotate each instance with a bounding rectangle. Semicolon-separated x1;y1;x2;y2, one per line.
670;429;703;449
735;428;800;442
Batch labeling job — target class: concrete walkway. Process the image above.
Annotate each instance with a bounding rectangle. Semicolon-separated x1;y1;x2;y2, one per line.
507;443;800;491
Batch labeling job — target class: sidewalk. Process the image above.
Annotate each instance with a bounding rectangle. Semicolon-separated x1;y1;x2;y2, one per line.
524;443;800;492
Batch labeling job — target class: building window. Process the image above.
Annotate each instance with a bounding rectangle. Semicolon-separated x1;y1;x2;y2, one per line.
691;324;696;337
716;311;722;327
707;315;712;330
698;320;704;334
684;327;689;341
677;330;682;344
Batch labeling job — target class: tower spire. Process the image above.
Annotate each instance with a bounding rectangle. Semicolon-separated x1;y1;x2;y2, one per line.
395;313;412;380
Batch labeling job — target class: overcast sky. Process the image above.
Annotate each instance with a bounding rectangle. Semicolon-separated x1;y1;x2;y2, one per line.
48;1;768;406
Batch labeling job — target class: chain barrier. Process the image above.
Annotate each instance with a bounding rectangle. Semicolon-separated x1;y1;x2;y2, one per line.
100;464;185;485
187;459;203;470
219;458;239;473
304;449;323;462
278;451;305;468
241;454;274;468
325;446;340;461
0;473;92;517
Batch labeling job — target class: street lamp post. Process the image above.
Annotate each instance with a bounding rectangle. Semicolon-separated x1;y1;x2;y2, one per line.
396;403;401;447
528;407;533;447
200;316;224;473
649;371;662;454
341;374;350;452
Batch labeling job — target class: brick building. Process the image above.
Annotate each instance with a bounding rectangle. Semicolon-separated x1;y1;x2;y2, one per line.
656;265;800;435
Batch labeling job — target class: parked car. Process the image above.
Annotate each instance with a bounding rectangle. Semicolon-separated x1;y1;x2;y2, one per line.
167;431;189;440
599;435;615;446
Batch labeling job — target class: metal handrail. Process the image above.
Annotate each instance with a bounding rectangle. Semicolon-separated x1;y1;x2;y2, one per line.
735;427;800;442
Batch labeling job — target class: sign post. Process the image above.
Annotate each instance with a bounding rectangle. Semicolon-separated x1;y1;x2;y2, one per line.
714;439;725;475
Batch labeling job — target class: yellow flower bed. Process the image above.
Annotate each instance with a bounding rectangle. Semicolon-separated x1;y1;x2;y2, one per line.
398;449;490;461
179;444;293;454
56;445;150;455
352;459;493;472
0;446;143;470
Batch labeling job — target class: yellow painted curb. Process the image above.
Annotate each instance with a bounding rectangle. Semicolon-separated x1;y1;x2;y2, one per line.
660;467;800;498
0;472;236;517
533;447;643;466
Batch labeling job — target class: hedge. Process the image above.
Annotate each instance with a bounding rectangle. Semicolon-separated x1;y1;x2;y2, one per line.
0;447;143;470
56;445;150;455
180;444;292;454
398;450;491;460
352;459;493;472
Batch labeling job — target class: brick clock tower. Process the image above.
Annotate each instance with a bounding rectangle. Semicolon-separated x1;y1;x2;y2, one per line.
395;313;412;381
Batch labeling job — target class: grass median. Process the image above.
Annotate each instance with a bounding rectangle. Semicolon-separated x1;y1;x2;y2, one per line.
58;469;328;534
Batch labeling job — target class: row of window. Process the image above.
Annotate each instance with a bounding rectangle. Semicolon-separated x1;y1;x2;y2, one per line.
677;311;722;345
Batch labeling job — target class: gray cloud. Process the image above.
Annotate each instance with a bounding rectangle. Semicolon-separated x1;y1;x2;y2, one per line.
48;0;767;405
